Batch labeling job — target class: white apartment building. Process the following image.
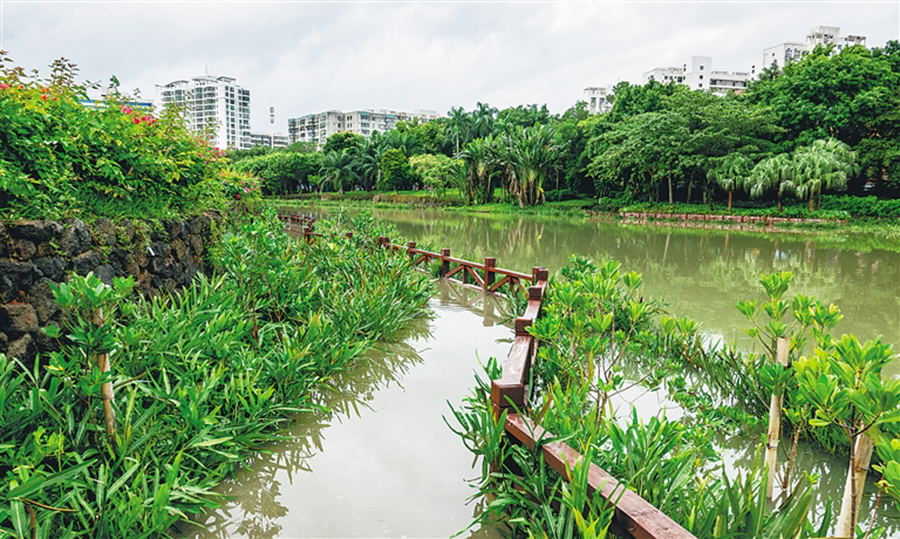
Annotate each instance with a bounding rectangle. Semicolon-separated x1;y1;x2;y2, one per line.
643;56;749;95
752;25;867;75
155;75;252;150
250;132;289;149
583;87;613;114
287;109;438;144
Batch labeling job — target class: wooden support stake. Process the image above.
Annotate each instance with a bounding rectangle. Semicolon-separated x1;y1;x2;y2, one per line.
836;434;875;537
765;336;790;500
440;248;450;277
535;267;549;282
484;257;496;294
345;232;353;239
515;317;532;337
93;307;116;442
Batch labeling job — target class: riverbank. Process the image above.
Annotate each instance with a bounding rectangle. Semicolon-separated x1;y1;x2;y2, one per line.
0;212;434;537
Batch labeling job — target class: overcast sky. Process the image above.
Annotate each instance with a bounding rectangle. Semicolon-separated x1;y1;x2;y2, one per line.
2;0;898;132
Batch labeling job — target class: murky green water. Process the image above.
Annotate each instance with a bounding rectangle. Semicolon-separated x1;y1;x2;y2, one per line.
186;207;900;537
181;284;513;538
366;208;900;377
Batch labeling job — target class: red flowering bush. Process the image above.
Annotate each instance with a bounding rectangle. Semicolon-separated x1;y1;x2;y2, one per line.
0;54;227;218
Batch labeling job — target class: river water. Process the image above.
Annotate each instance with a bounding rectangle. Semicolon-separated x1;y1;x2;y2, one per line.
185;207;899;537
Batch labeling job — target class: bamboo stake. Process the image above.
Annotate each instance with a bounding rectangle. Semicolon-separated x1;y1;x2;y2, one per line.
765;336;790;500
94;307;116;442
836;433;874;538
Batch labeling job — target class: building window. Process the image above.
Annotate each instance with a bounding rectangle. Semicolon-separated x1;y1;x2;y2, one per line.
699;75;703;80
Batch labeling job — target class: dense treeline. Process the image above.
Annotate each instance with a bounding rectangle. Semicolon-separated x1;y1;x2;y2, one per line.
239;41;900;210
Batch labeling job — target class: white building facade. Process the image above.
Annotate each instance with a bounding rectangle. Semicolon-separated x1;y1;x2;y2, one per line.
250;132;289;149
287;109;438;144
643;56;748;95
583;86;614;114
752;26;867;75
155;75;252;150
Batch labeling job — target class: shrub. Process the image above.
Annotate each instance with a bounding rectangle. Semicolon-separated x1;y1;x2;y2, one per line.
0;54;226;219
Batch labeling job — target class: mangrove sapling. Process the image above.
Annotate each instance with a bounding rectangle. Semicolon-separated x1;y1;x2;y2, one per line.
49;272;135;446
736;271;844;499
795;336;900;537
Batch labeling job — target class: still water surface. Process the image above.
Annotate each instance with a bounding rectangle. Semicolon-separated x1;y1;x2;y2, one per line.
182;283;512;538
187;207;900;537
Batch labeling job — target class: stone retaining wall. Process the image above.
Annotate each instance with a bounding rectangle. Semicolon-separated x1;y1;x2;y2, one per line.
0;215;217;363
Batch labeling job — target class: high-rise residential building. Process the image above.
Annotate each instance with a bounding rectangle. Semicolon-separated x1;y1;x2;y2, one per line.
287;109;438;144
583;87;613;114
155;75;251;150
643;56;749;95
250;132;289;149
752;25;867;75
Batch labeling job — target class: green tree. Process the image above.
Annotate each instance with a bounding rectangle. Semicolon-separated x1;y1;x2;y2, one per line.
318;149;357;194
379;148;412;191
409;154;462;198
707;153;753;212
456;137;497;204
323;131;365;154
787;138;857;212
748;153;793;212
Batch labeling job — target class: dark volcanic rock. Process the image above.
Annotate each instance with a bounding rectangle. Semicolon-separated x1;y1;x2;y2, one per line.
7;220;63;243
1;303;39;338
71;251;103;276
0;260;34;303
94;218;117;247
28;279;61;326
33;257;66;282
7;333;35;361
60;219;92;256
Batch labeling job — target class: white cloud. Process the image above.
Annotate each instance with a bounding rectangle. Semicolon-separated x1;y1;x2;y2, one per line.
3;0;897;132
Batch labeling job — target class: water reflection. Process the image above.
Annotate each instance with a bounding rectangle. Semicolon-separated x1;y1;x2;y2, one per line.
359;209;899;377
181;286;512;539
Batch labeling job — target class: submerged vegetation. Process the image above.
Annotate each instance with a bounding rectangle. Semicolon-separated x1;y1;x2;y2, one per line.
451;257;900;538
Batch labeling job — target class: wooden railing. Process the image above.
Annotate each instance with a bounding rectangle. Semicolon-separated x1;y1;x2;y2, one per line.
278;212;696;539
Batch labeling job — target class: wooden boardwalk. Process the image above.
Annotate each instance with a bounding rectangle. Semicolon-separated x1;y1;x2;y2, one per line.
279;213;697;539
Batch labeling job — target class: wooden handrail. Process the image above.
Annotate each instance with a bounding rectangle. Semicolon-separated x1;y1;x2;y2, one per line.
279;211;697;539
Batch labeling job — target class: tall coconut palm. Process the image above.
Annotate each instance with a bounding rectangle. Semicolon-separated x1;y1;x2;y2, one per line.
708;153;752;212
319;149;357;195
446;106;472;154
787;138;857;213
749;153;793;212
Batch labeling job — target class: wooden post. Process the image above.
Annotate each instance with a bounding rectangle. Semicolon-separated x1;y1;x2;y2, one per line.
484;257;496;293
440;248;450;277
836;434;875;537
345;232;353;240
93;307;116;442
535;267;549;282
304;226;313;243
765;336;790;500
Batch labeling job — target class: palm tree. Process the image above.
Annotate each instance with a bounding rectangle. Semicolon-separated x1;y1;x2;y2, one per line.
787;138;857;213
497;126;565;207
319;150;357;195
472;102;498;139
456;136;496;204
708;153;752;212
446;106;472;154
749;153;793;212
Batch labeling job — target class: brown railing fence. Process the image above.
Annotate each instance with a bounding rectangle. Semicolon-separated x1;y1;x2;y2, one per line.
278;213;696;539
